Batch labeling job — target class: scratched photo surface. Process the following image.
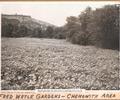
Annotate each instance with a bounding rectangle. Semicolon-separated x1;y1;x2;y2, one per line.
1;2;119;90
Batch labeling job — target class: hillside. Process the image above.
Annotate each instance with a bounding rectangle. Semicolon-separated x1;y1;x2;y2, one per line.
1;38;119;90
2;14;56;30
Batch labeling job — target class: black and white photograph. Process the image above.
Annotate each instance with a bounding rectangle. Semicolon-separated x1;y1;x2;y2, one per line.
1;1;119;90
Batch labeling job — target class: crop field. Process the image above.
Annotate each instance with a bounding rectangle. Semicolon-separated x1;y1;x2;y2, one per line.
1;38;119;90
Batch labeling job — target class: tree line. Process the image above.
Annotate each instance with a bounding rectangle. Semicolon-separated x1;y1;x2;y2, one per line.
64;5;119;50
2;4;119;50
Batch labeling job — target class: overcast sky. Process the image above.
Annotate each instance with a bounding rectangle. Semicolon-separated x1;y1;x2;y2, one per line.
0;1;119;26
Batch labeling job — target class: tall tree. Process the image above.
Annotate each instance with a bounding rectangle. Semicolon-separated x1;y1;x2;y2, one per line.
91;5;119;49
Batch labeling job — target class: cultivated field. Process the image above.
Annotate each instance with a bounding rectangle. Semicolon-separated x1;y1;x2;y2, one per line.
1;38;119;90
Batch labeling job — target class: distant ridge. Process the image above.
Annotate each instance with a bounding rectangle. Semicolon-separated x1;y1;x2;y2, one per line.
2;14;56;30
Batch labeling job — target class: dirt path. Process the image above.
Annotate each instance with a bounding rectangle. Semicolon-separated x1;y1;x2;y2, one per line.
1;38;119;90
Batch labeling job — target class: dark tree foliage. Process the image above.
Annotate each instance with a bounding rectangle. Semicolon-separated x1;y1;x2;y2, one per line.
2;18;20;37
45;26;54;38
11;25;28;37
65;16;81;41
65;7;94;45
92;5;119;50
65;5;119;50
32;27;43;38
53;27;66;39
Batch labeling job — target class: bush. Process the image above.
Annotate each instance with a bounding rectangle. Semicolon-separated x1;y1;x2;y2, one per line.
67;31;93;45
53;27;66;39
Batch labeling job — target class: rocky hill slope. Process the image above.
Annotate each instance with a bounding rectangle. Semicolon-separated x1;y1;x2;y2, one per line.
2;14;55;30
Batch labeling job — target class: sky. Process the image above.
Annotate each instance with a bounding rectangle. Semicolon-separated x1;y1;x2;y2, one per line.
0;1;119;26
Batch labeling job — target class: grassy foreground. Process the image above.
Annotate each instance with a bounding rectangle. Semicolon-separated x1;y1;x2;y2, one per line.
1;38;119;90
